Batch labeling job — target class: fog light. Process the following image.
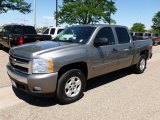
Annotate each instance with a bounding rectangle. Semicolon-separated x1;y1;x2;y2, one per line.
33;87;42;91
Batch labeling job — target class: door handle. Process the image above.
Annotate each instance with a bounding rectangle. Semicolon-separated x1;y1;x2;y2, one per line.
112;48;118;53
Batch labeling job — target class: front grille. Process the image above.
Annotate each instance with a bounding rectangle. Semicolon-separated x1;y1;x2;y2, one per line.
10;63;28;73
10;55;29;63
9;55;30;74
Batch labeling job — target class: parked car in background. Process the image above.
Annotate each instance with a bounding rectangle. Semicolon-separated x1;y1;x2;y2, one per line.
151;33;159;45
131;32;144;40
43;27;64;39
7;25;152;104
143;33;152;40
0;24;52;48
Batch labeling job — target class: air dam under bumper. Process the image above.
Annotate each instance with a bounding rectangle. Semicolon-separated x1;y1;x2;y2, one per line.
7;65;58;94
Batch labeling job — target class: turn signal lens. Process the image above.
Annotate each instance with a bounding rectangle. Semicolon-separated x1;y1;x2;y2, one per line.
48;59;54;73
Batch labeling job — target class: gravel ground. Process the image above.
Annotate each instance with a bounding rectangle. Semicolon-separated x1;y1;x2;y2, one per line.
0;46;160;120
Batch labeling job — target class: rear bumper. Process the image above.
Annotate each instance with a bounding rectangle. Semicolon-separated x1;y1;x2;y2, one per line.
7;65;58;95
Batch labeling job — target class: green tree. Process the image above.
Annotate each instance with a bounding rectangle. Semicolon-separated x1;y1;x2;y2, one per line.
152;11;160;33
0;0;31;14
130;23;146;32
55;0;117;25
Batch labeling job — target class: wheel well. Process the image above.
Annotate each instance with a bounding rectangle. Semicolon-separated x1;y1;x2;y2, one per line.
58;62;88;79
140;50;149;58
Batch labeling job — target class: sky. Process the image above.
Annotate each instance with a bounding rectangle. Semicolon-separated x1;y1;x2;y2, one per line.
0;0;159;29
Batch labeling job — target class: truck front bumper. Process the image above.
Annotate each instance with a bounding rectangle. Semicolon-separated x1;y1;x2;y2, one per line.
7;65;58;95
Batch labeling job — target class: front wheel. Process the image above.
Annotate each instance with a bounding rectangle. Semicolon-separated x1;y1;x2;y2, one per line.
133;55;147;74
56;69;86;104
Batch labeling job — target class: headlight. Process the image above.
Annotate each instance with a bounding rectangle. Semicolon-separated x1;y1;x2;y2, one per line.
32;58;54;73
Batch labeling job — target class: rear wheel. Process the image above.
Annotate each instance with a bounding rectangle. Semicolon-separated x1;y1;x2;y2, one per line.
56;69;86;104
133;55;147;74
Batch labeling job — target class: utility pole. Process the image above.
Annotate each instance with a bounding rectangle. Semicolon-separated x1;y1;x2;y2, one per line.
34;0;37;28
109;0;112;25
56;0;58;27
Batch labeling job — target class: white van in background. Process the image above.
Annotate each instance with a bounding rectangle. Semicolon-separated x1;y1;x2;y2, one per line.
43;27;64;39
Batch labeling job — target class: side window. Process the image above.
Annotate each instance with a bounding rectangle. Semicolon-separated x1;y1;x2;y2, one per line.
50;28;55;34
115;27;130;44
95;27;115;45
43;29;49;34
57;29;64;34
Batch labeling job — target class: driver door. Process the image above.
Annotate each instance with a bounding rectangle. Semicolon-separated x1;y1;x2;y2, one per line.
91;27;119;77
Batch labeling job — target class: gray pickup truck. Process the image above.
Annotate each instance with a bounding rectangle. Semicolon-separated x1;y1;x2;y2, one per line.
7;25;152;104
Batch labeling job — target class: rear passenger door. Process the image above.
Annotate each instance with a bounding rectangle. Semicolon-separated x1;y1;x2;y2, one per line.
115;27;134;69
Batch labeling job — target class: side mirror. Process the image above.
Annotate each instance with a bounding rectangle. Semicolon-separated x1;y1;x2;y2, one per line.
94;38;109;47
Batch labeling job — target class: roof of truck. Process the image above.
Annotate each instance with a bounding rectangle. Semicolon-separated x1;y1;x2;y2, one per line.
72;24;127;28
2;24;34;27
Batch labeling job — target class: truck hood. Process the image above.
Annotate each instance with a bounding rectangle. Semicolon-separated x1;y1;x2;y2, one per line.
10;41;79;58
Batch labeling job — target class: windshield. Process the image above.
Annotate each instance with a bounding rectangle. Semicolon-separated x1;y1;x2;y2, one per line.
53;26;96;44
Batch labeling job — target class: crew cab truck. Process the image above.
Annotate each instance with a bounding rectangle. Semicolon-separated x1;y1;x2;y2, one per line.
43;27;64;39
7;25;152;104
0;24;52;48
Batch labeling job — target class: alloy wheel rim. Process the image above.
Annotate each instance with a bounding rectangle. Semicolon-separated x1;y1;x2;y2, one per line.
140;59;146;71
65;77;82;98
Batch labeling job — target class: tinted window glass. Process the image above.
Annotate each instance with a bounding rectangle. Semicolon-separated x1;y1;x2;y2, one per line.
135;33;143;36
115;27;130;44
12;26;36;34
43;29;49;34
24;26;36;34
144;33;151;37
50;28;55;34
57;29;64;34
154;34;159;37
12;26;24;34
95;27;115;45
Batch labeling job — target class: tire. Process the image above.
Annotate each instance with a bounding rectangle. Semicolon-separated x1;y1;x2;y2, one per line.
56;69;86;104
133;55;147;74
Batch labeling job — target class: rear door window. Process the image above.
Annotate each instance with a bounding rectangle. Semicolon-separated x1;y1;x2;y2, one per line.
115;27;130;44
50;28;55;34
